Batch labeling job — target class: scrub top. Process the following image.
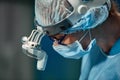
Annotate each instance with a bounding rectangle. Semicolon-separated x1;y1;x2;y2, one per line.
79;38;120;80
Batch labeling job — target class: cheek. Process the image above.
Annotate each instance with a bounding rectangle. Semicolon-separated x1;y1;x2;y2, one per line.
62;35;77;44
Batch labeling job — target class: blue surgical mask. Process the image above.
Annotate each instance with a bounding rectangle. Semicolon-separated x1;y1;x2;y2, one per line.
52;31;96;59
53;39;96;59
63;5;109;34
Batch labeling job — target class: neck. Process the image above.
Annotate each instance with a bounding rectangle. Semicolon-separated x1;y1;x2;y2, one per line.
91;12;120;53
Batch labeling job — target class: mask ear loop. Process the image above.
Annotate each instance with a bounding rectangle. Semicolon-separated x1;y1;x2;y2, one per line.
78;30;89;43
88;29;92;41
78;29;92;43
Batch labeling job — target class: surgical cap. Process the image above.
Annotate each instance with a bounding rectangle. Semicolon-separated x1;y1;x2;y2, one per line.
35;0;111;35
35;0;73;26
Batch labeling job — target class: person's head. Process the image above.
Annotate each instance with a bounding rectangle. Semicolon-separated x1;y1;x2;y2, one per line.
35;0;116;46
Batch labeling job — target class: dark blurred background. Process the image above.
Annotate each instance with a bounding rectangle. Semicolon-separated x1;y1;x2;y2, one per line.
0;0;35;80
0;0;120;80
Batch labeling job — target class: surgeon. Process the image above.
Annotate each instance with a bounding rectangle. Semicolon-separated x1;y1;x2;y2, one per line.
22;0;120;79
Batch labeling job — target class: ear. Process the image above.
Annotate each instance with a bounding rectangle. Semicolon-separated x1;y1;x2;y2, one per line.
109;1;119;16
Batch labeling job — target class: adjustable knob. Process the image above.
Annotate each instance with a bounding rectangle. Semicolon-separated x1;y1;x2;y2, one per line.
78;5;88;15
